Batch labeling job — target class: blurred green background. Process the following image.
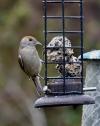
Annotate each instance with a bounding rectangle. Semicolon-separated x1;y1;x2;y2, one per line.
0;0;100;126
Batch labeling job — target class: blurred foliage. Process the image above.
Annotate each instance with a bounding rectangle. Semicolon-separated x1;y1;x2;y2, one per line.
0;0;100;126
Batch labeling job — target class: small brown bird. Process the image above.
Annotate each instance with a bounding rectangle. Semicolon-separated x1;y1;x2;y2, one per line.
18;36;43;95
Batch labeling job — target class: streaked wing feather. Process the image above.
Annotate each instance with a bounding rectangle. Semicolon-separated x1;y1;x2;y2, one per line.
18;55;25;72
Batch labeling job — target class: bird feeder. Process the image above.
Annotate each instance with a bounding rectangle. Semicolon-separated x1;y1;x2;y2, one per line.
34;0;95;108
79;50;100;126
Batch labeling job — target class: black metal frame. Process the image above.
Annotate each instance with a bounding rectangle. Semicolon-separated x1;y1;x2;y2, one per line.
43;0;84;95
34;0;95;108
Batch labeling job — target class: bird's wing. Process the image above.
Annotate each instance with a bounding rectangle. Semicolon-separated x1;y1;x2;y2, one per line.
18;55;25;72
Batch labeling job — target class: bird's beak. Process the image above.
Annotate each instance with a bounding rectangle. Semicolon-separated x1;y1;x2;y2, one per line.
36;41;42;46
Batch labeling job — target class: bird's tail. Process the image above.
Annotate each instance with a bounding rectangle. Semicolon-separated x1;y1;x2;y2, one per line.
32;76;43;96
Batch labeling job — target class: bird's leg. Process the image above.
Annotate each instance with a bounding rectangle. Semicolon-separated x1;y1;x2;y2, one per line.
40;59;45;64
38;74;44;80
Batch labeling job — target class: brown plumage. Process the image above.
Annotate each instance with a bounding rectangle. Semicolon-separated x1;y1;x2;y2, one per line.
18;36;43;95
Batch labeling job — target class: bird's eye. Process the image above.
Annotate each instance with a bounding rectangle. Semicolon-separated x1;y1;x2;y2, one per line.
29;38;33;41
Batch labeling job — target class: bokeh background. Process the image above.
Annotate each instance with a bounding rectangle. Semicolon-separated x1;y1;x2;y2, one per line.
0;0;100;126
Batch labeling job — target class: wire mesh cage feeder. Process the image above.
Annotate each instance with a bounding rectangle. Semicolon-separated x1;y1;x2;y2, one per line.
34;0;95;108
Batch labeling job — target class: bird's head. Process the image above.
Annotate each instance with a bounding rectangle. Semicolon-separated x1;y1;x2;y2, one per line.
20;36;42;48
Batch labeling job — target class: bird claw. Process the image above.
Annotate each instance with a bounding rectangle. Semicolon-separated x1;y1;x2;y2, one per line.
43;86;51;94
38;74;44;80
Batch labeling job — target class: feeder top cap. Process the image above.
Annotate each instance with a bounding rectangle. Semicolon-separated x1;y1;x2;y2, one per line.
78;50;100;60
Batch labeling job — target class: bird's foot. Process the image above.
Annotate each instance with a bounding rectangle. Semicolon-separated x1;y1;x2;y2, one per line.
38;74;44;80
43;86;51;94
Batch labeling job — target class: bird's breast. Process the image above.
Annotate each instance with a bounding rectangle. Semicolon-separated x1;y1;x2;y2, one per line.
20;47;41;76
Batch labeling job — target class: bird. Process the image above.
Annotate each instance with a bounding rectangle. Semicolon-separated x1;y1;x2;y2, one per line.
18;36;43;95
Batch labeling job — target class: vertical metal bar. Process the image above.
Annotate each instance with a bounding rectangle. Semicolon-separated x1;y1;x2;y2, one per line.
80;0;84;93
61;0;66;94
44;0;48;85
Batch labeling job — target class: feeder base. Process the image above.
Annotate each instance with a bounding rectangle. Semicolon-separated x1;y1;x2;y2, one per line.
34;95;95;108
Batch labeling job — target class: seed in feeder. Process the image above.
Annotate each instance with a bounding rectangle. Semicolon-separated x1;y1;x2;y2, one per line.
47;36;74;62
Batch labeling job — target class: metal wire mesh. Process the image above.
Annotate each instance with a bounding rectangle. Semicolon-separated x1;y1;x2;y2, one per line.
43;0;84;95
